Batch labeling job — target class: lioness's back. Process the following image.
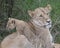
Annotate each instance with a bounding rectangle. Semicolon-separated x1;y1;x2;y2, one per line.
1;32;17;48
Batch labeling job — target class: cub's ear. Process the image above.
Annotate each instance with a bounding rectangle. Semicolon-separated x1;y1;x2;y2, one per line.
28;10;34;17
8;18;11;20
12;20;15;24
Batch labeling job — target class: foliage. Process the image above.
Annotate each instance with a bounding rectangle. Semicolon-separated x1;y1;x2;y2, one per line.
0;0;60;43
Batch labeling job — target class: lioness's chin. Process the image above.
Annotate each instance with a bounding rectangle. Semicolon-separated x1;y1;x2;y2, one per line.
46;25;51;28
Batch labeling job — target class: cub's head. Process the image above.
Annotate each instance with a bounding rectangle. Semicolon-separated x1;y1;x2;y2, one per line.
6;18;16;30
28;4;52;28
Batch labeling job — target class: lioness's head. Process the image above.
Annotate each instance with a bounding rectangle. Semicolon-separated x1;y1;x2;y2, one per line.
6;18;16;30
28;4;52;28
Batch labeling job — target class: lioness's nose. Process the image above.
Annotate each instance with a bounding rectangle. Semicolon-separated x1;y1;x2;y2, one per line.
46;19;51;23
47;21;50;23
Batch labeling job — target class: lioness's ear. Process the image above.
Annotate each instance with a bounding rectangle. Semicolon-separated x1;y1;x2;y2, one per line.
46;4;52;11
44;4;52;14
28;10;34;17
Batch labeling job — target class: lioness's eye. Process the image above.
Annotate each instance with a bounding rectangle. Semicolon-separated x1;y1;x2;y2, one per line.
40;15;43;17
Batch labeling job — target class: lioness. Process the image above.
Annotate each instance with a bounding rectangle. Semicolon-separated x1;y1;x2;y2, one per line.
1;33;34;48
1;4;54;48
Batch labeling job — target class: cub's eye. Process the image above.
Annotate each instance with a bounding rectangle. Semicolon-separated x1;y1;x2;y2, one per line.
47;13;48;15
40;15;43;17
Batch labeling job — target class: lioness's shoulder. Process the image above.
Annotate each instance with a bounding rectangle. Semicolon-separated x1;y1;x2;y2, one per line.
15;19;25;23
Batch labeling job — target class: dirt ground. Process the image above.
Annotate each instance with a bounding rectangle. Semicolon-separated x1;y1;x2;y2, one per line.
54;43;60;48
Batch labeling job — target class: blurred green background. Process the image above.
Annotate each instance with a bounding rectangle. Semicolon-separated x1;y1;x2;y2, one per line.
0;0;60;43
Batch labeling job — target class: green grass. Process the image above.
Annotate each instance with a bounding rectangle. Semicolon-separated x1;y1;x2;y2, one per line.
0;0;60;43
13;0;60;43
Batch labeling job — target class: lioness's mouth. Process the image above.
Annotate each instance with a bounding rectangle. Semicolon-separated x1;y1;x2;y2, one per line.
45;24;51;28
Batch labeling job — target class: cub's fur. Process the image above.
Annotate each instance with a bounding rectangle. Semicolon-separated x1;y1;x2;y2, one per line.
1;4;54;48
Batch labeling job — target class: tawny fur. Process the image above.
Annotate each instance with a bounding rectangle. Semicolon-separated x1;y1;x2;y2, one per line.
1;33;34;48
1;4;54;48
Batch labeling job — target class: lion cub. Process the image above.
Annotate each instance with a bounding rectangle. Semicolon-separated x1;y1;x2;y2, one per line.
1;4;54;48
